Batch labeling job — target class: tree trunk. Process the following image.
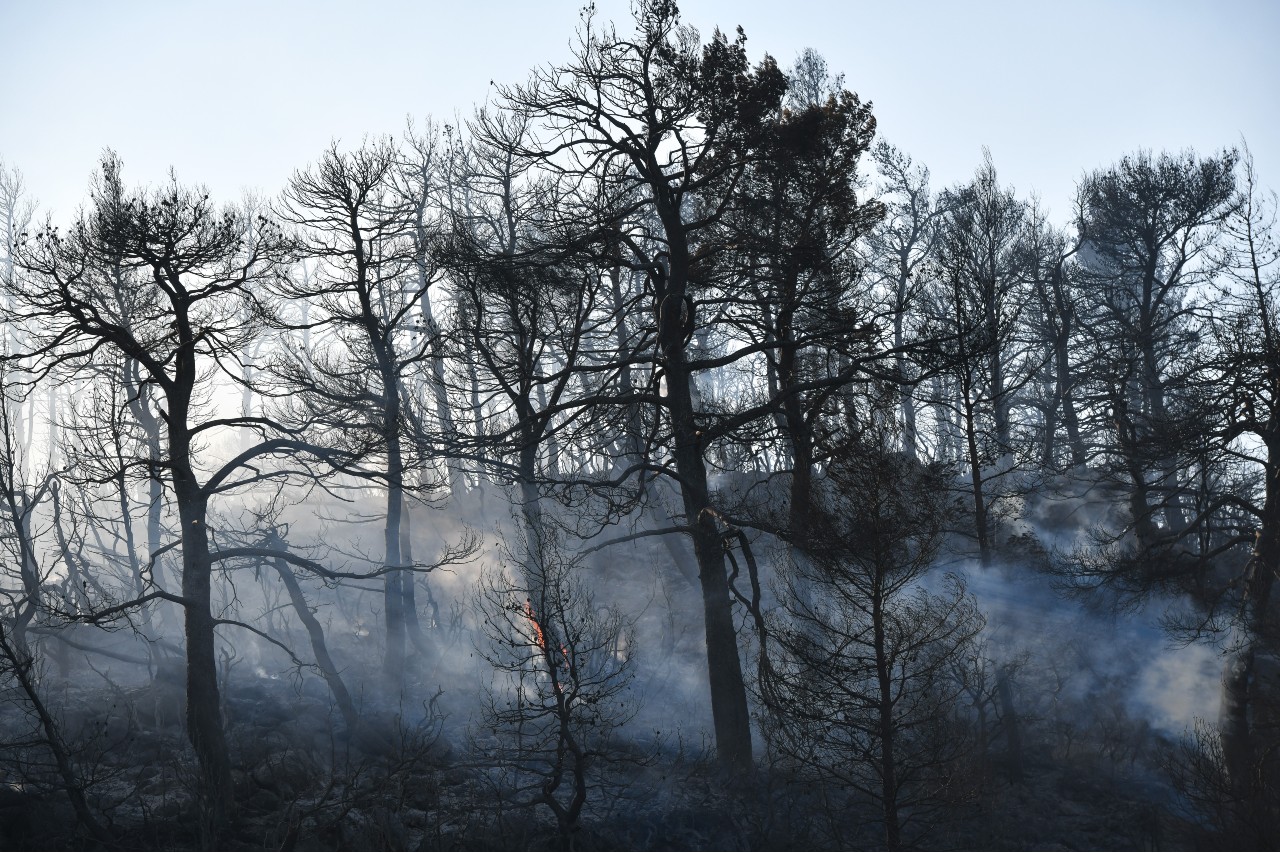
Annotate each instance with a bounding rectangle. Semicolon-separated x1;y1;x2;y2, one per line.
1220;450;1278;810
383;454;406;686
518;440;548;592
400;495;431;657
997;665;1023;783
776;304;815;544
873;585;901;850
961;372;992;566
0;627;111;843
1054;329;1087;467
421;279;466;500
608;260;646;467
651;190;753;769
174;477;233;831
895;265;919;461
269;537;359;732
984;275;1011;454
661;289;753;772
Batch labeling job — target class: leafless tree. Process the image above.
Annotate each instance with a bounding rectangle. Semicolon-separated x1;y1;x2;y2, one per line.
0;366;111;842
922;153;1033;564
866;141;944;462
1075;148;1238;543
8;154;352;832
1019;202;1086;469
761;420;984;849
275;138;456;687
493;0;897;772
473;518;638;847
1199;145;1280;839
439;107;632;586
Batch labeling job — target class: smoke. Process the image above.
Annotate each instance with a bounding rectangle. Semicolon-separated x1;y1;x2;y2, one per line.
961;558;1221;737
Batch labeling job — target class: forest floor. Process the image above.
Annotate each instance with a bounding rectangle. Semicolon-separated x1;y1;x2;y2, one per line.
0;666;1216;851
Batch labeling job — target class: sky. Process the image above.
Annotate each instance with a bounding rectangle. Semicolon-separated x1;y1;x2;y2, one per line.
1;0;1276;227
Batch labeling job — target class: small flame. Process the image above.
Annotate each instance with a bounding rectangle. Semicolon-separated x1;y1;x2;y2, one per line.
523;598;571;686
524;599;547;652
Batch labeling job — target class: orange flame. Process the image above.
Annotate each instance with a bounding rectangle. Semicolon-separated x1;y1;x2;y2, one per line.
523;598;570;675
524;598;547;651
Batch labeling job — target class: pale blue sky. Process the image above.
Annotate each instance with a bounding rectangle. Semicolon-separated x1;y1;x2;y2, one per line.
2;0;1275;225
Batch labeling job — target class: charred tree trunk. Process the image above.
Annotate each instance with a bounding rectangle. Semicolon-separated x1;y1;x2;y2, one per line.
776;294;816;545
420;275;466;500
657;223;752;772
1049;268;1087;468
959;369;992;566
1220;444;1279;812
382;437;407;686
996;665;1024;783
894;257;919;461
872;584;902;850
268;536;359;733
518;437;548;589
608;258;698;589
173;472;232;829
0;625;111;843
169;332;233;830
399;495;430;657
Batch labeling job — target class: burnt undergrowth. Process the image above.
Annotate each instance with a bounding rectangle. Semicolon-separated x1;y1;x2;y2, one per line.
0;655;1228;851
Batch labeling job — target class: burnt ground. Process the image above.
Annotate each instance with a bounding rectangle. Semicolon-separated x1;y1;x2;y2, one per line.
0;665;1233;851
